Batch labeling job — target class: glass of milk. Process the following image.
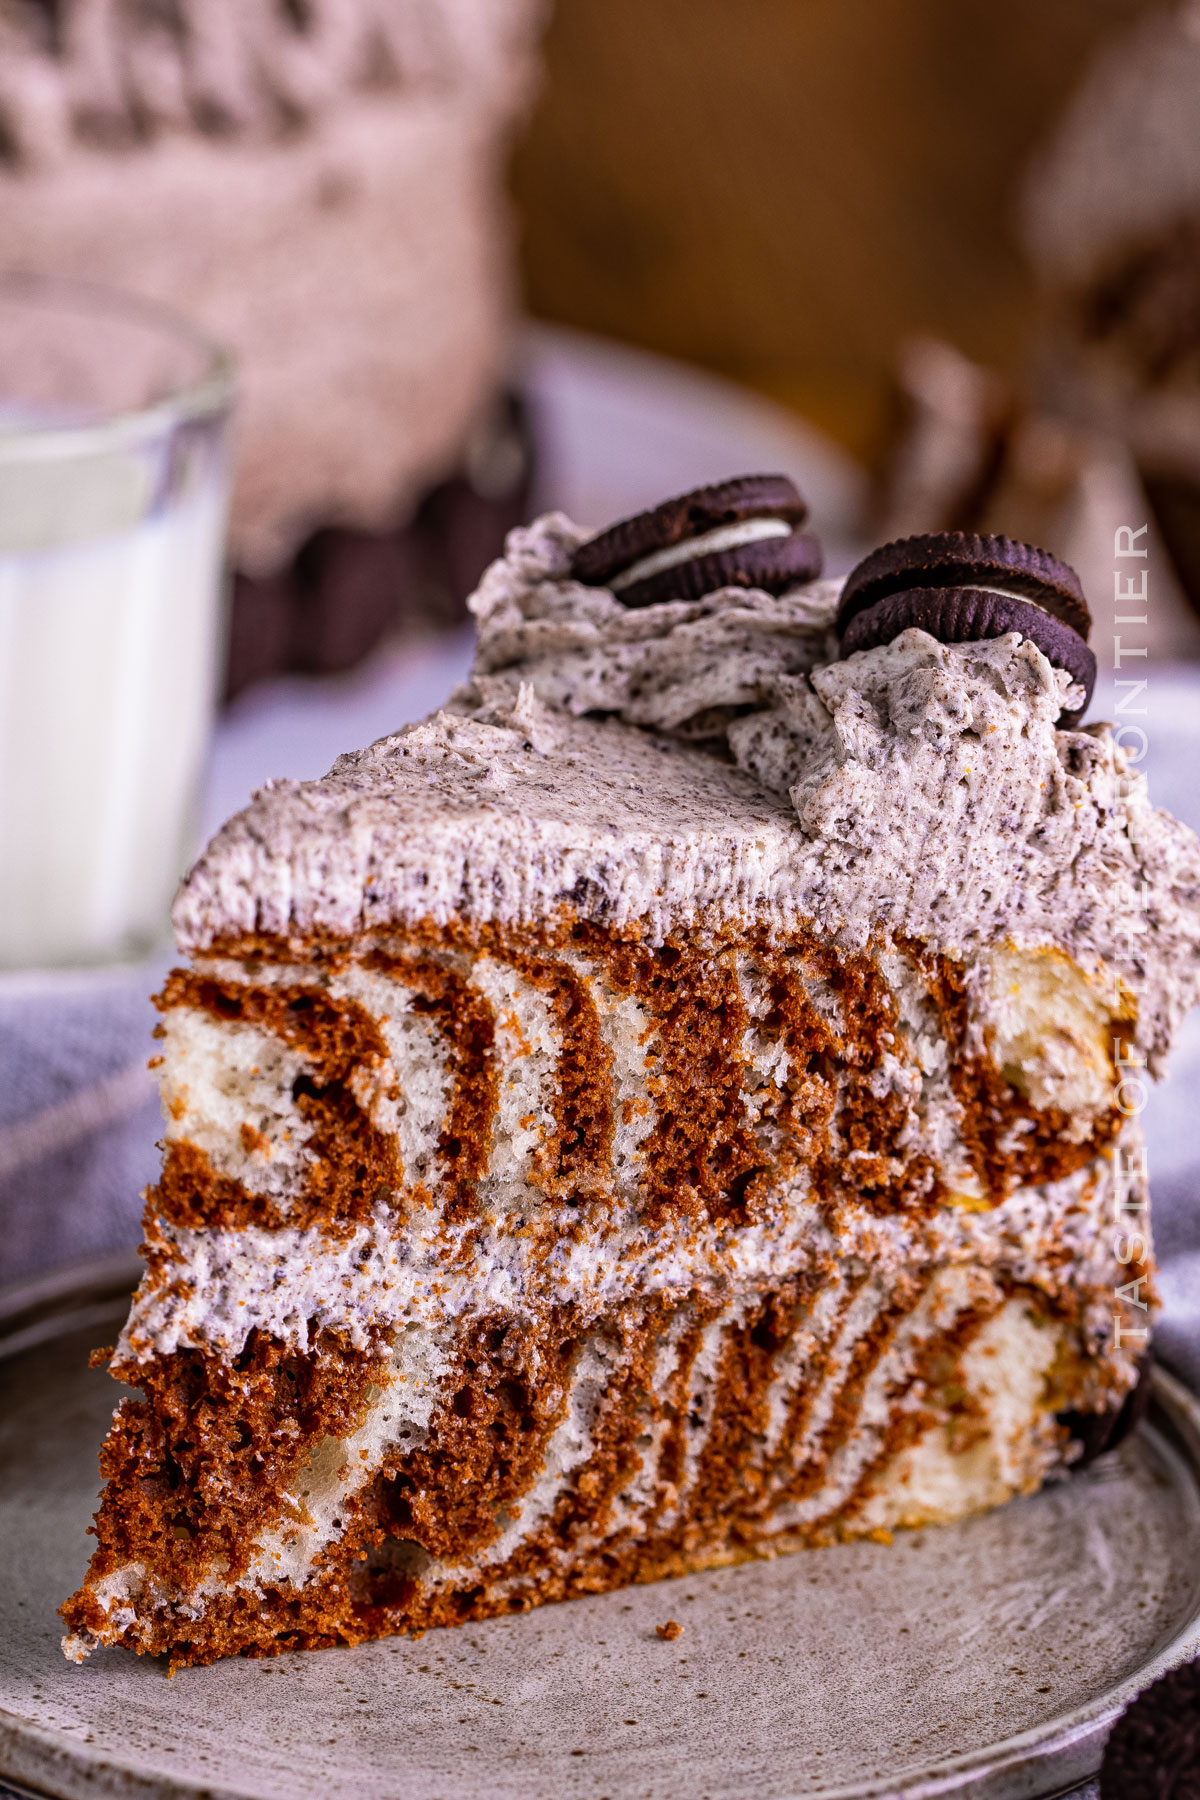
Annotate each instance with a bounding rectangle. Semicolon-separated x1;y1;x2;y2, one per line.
0;276;234;968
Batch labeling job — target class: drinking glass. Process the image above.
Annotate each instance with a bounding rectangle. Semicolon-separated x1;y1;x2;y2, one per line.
0;276;234;967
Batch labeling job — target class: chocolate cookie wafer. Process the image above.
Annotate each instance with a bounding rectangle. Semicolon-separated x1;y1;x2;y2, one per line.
837;531;1091;639
837;533;1096;726
1100;1657;1200;1798
842;586;1096;726
571;474;822;609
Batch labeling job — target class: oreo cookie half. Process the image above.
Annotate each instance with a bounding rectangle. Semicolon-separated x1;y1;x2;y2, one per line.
1100;1657;1200;1798
570;473;823;609
840;586;1097;726
837;531;1091;639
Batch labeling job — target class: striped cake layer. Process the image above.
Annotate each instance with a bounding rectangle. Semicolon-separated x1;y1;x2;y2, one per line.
61;919;1149;1665
65;1257;1102;1666
147;924;1124;1231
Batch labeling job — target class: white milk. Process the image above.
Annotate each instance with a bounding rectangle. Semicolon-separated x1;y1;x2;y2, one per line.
0;433;231;967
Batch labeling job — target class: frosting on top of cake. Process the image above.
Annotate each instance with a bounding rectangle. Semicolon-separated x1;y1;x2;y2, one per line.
174;513;1200;1065
471;512;841;738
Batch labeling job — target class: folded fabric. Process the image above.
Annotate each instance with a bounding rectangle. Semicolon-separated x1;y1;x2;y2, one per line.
0;961;165;1287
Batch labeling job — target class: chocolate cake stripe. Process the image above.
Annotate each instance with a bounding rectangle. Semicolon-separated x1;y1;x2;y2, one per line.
165;923;1123;1239
532;1343;654;1560
683;1292;802;1531
153;971;402;1232
752;1281;855;1487
651;1316;710;1526
594;937;762;1224
71;1325;388;1601
368;953;500;1221
154;1139;293;1233
516;955;615;1202
763;1274;876;1494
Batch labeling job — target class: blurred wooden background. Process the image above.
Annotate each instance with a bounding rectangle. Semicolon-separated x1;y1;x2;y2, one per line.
512;0;1169;464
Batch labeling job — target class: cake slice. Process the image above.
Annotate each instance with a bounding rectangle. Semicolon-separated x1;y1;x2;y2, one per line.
63;486;1200;1667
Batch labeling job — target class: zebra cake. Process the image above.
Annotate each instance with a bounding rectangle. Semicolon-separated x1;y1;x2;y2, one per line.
62;482;1200;1667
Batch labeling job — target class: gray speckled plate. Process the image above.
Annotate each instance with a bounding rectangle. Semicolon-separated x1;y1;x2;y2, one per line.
1;1262;1198;1800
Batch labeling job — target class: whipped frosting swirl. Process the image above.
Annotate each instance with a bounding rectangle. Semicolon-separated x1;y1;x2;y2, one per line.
470;513;840;742
468;512;1088;792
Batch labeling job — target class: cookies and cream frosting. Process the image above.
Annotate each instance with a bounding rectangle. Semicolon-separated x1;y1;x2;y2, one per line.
175;511;1200;1066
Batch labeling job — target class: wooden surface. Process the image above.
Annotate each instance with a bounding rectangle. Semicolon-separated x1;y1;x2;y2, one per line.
512;0;1167;461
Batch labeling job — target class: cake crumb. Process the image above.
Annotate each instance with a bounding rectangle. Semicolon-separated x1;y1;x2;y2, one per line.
656;1620;683;1641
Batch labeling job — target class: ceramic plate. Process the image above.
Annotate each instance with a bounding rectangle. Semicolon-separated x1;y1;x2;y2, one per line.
1;1260;1197;1800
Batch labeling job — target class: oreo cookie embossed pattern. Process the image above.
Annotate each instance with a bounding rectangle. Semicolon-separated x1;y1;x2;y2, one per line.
837;531;1098;726
1100;1656;1200;1797
570;474;823;608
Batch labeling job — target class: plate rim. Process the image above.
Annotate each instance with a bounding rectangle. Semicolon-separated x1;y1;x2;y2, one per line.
2;1258;1198;1800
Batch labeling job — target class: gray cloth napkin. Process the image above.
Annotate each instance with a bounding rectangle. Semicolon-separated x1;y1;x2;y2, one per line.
0;960;166;1285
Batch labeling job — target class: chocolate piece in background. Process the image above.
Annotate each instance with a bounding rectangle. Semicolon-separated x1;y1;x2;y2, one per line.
872;338;1017;540
1141;466;1200;618
225;392;534;699
1099;1653;1200;1799
871;339;1094;555
870;336;1200;662
1018;6;1200;639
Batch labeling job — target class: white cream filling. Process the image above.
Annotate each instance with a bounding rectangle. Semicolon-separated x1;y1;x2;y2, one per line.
118;1135;1132;1370
608;516;792;593
973;582;1053;612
